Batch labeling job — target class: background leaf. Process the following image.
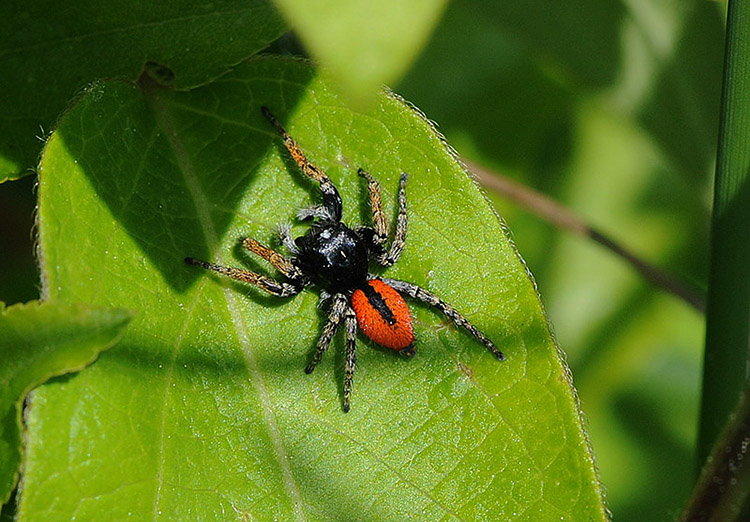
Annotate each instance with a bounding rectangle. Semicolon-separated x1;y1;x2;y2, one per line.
0;300;133;505
270;0;448;105
23;58;606;519
0;0;287;182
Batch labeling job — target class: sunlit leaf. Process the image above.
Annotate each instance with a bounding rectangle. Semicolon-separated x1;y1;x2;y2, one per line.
23;57;606;519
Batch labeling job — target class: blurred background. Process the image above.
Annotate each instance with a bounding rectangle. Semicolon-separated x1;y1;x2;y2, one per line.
0;0;724;519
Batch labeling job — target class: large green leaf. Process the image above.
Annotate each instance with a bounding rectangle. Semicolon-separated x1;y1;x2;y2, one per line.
24;57;606;519
271;0;448;105
0;1;286;182
0;300;133;505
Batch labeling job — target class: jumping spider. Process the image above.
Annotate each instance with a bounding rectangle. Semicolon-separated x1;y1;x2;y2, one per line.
186;107;504;412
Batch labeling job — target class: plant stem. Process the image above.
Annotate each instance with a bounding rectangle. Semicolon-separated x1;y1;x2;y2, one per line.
467;160;706;313
681;384;750;521
697;0;750;466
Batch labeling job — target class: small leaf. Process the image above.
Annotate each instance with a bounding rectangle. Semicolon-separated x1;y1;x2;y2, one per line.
0;1;287;182
0;300;133;504
271;0;448;105
24;58;607;519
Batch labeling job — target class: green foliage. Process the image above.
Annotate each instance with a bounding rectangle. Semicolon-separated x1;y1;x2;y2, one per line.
0;0;737;519
270;0;448;106
0;1;287;182
397;0;723;518
0;301;133;504
698;0;750;477
19;58;607;519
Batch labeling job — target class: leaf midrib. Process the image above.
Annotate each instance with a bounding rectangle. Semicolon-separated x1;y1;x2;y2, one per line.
146;88;306;520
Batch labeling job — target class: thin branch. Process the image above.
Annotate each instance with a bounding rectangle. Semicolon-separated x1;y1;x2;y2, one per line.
466;159;706;314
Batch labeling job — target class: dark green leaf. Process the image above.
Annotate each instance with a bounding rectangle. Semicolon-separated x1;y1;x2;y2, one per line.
0;1;287;181
698;0;750;464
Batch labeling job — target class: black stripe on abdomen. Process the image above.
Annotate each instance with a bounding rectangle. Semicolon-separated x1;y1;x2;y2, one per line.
360;281;396;325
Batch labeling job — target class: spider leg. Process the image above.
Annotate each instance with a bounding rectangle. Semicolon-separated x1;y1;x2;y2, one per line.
305;293;347;374
342;306;358;413
381;278;505;361
358;169;388;246
242;237;304;280
262;106;343;222
358;169;408;267
185;257;302;297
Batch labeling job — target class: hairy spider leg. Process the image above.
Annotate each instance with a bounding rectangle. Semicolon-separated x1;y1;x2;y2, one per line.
305;293;348;374
358;169;409;267
261;106;343;222
342;307;358;413
381;277;506;361
242;237;304;280
184;257;303;297
358;169;388;244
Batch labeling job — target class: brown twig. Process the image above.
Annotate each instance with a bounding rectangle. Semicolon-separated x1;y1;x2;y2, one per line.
466;159;706;314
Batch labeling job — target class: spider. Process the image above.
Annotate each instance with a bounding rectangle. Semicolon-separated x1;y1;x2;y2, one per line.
185;107;505;412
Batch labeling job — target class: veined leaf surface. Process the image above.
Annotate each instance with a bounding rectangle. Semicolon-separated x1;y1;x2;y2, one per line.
25;58;606;520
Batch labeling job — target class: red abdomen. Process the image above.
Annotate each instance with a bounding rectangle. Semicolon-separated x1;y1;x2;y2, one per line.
352;279;414;351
